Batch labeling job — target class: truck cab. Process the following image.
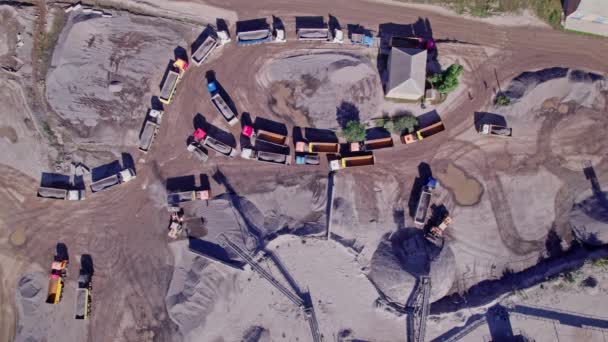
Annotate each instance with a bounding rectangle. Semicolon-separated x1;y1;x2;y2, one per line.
66;190;86;201
118;169;136;183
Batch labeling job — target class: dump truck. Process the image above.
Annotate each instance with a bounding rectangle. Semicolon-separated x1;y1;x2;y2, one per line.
330;154;375;171
138;109;164;153
254;129;289;147
401;121;445;144
237;29;272;45
426;215;453;241
159;59;189;104
241;148;291;165
90;168;136;193
295;141;340;154
295;154;320;165
75;270;92;319
479;124;512;137
46;256;68;304
37;187;85;200
167;190;211;206
349;137;394;152
207;81;239;126
187;142;209;162
192;35;218;66
414;178;438;226
193;128;237;158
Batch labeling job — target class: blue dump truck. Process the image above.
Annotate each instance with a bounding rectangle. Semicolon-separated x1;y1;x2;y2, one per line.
414;177;438;226
207;81;239;126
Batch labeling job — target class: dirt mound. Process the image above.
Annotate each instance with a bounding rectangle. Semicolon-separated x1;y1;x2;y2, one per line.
242;326;270;342
17;274;41;299
261;53;382;129
46;12;193;156
429;244;456;301
570;192;608;246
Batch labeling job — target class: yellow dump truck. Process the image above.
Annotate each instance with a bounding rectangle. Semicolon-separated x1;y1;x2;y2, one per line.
159;59;189;105
46;257;68;304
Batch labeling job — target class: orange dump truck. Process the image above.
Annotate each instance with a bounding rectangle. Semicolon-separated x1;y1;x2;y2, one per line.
401;121;445;144
330;154;375;171
349;137;394;152
295;141;339;154
46;257;68;304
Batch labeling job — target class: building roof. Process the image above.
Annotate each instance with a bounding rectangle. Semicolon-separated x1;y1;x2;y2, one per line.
564;0;608;37
386;47;427;100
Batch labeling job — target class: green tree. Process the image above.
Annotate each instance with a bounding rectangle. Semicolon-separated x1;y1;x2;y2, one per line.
495;93;510;106
428;64;464;94
390;115;419;134
340;120;366;142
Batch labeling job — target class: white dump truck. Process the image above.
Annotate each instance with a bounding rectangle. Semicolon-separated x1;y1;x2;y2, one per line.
90;168;136;193
138;109;163;153
241;148;291;165
192;35;218;66
37;187;85;200
74;270;92;320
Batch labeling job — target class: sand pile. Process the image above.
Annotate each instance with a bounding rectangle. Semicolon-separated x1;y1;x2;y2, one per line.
571;191;608;246
428;244;456;302
261;53;382;129
46;12;193;152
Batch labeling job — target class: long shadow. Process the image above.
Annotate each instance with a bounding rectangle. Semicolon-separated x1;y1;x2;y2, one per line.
304;127;338;143
512;304;608;330
473;112;507;131
212;169;263;245
188;237;245;269
190;25;215;55
91;160;122;182
431;314;487;342
40;172;71;188
295;16;325;30
199;174;210;191
166;175;196;192
417;110;442;128
408;163;432;219
80;254;94;276
56;242;69;261
236;18;269;34
266;251;303;297
253;117;288;136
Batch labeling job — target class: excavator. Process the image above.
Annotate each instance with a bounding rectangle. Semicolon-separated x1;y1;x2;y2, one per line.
168;208;185;239
46;255;69;304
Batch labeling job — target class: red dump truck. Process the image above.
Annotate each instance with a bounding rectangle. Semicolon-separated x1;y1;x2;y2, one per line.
330;154;375;171
401;121;445;144
193;128;237;158
295;141;339;154
349;137;394;152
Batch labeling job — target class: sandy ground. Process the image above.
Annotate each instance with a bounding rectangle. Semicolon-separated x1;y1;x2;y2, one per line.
0;0;608;341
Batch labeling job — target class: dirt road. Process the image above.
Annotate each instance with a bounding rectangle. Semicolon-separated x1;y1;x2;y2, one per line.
1;0;608;341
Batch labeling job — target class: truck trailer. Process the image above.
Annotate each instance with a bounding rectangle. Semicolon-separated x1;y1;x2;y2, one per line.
192;35;218;66
167;190;211;206
207;81;239;126
330;154;375;171
37;187;85;200
349;137;394;152
297;28;330;41
74;270;92;319
295;141;340;154
401;121;445;144
193;128;238;158
159;59;189;104
479;124;512;137
237;29;272;46
46;256;68;304
138;109;164;153
254;129;289;147
241;148;291;165
414;178;438;226
90;168;136;193
295;154;320;165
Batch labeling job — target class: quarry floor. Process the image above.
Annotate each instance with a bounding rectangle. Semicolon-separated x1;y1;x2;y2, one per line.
0;0;608;341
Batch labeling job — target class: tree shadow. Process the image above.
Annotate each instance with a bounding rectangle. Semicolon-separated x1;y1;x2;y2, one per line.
408;163;432;219
473;112;507;130
365;127;391;140
336;101;360;128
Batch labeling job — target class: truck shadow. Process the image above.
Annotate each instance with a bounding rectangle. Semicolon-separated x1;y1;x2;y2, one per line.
295;16;325;30
40;172;71;188
328;14;341;32
253;116;288;136
80;254;94;276
165;175;197;192
56;242;69;262
365;127;391;140
474;112;507;131
91;160;122;182
304;127;338;143
417;110;442;128
236;18;269;34
173;46;188;62
271;15;284;32
191;25;215;55
408;162;432;219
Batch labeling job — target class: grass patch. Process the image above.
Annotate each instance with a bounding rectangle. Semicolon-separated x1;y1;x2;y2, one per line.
592;257;608;269
564;29;607;38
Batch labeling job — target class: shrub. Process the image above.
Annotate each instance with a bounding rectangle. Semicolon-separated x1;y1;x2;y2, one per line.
428;64;464;94
391;115;419;134
495;93;511;106
340;120;366;142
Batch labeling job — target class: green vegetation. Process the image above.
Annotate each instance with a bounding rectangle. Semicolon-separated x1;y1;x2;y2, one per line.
375;115;419;135
396;0;563;27
427;64;464;94
592;257;608;269
495;93;511;106
340;121;366;142
565;29;607;38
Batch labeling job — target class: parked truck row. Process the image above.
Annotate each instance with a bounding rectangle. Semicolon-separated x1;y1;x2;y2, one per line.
37;167;136;200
